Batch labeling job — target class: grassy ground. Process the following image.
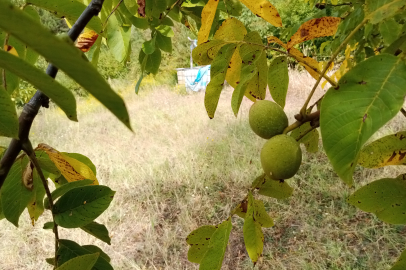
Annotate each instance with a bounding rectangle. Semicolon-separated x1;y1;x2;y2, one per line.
1;71;406;270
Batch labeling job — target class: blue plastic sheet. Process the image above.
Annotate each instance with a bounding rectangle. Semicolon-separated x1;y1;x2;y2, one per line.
185;65;211;92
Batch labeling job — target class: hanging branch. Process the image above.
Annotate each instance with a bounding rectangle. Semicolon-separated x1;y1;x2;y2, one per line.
0;0;105;189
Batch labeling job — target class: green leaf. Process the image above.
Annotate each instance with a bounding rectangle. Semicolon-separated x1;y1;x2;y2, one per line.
53;185;115;228
243;192;264;264
57;239;113;270
246;50;267;100
268;56;289;109
291;122;319;153
0;193;5;220
156;32;172;53
27;169;47;225
366;0;406;24
26;0;103;34
0;86;18;138
140;48;161;75
231;48;262;116
118;3;149;29
391;248;406;270
43;221;54;230
81;221;112;245
221;0;242;16
44;180;94;210
87;35;102;68
155;25;174;37
0;156;32;226
82;245;111;263
256;175;294;200
106;14;131;63
379;18;402;46
204;44;237;119
359;131;406;168
0;2;132;129
320;54;406;186
199;218;232;270
186;225;217;263
348;178;406;224
142;36;156;55
56;253;99;270
0;50;78;121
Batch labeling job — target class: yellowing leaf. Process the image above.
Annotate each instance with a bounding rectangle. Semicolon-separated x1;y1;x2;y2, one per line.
4;45;18;57
267;36;321;80
214;17;247;41
36;144;99;185
287;17;341;49
359;131;406;168
75;30;99;52
226;46;242;88
198;0;220;45
239;0;282;27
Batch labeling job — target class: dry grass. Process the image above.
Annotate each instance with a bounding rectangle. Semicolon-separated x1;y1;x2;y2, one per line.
1;70;406;270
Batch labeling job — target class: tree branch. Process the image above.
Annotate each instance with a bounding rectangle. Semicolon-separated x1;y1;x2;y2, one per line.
0;0;105;189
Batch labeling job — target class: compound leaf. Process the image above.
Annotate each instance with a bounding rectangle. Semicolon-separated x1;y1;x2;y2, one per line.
320;54;406;186
348;178;406;224
0;2;131;129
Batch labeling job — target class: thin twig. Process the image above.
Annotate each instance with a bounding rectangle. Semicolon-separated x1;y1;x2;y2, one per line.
295;122;320;142
103;0;123;28
23;141;59;269
401;108;406;118
300;17;369;116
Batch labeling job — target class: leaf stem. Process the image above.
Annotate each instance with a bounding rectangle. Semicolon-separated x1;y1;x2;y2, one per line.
22;140;59;269
401;108;406;118
103;0;123;28
300;17;369;116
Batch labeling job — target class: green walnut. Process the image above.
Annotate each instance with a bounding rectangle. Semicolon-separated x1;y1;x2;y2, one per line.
260;134;302;180
249;100;288;139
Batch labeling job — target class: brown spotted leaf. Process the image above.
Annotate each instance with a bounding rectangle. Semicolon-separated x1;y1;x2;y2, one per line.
137;0;146;17
75;30;99;52
359;131;406;168
36;144;99;185
238;0;282;27
287;17;341;49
